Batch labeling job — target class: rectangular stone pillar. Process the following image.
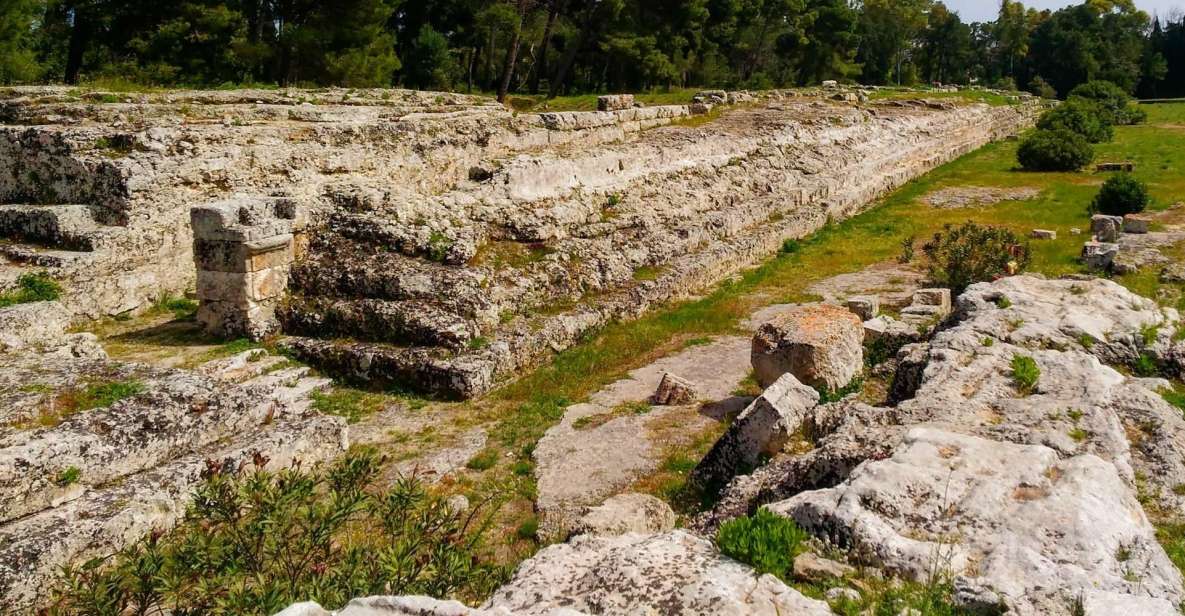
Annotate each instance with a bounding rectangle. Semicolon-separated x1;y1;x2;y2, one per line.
191;197;307;341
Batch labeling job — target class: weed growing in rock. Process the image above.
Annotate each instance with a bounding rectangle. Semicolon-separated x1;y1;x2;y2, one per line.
781;239;801;254
1161;388;1185;412
47;449;507;615
1078;333;1096;349
922;223;1030;293
515;517;539;541
0;272;62;307
1135;353;1161;377
1141;323;1161;346
816;377;866;404
54;466;82;487
994;295;1012;309
716;509;808;580
1011;355;1040;395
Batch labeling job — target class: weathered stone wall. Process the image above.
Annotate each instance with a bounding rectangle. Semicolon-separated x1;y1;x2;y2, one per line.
281;97;1042;398
0;87;698;319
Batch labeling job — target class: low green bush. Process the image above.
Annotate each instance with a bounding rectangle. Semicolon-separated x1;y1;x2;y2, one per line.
716;508;809;581
1036;99;1113;143
922;223;1031;293
48;449;506;615
1090;173;1149;216
1068;80;1145;125
1016;129;1094;171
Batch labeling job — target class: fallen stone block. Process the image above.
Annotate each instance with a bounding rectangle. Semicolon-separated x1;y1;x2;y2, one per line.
653;372;698;405
1091;214;1124;242
752;304;864;391
793;552;855;583
1125;213;1153;234
911;288;951;312
596;95;635;112
1029;229;1056;240
1097;162;1136;172
691;373;819;490
845;296;879;321
1082;241;1120;271
569;493;677;537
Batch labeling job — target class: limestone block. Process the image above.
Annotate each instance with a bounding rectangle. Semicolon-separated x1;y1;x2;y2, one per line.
569;493;677;537
194;236;293;273
653;372;698;405
752;304;864;391
1029;229;1057;240
1097;162;1135;172
1125;214;1152;234
597;95;635;112
792;552;855;583
691;373;819;490
1082;241;1120;271
689;102;714;115
911;288;951;313
1091;214;1124;242
845;296;879;321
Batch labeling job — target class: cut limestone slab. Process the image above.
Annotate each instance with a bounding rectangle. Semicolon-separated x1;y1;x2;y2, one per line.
751;304;863;391
691;372;819;491
653;372;698;405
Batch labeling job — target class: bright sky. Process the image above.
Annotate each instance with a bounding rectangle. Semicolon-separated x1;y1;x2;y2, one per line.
945;0;1184;22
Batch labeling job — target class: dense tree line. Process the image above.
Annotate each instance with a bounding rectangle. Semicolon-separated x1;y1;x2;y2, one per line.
0;0;1182;100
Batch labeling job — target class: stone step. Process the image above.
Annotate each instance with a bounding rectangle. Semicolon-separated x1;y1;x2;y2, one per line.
196;348;288;383
0;204;110;251
290;242;490;315
0;412;348;614
0;242;96;268
0;374;280;523
279;336;492;400
278;296;481;349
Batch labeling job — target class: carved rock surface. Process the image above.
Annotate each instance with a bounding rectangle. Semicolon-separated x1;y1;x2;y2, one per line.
484;531;834;616
752;304;864;391
569;493;678;537
771;428;1183;616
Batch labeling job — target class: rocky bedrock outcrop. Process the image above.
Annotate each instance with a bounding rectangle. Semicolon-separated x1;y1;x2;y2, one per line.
698;275;1185;615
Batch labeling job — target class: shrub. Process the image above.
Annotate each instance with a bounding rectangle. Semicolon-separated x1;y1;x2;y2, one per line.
1016;129;1094;171
1036;99;1113;143
1011;355;1040;395
1029;76;1057;99
922;223;1031;293
1090;173;1149;216
716;509;809;581
0;272;62;308
48;449;506;615
1068;80;1145;125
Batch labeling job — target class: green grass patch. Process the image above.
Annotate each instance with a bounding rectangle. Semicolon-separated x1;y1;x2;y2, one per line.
54;466;82;487
0;272;62;308
466;448;500;471
309;387;391;424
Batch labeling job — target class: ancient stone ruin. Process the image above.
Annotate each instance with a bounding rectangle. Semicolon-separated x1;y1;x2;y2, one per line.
0;86;1049;614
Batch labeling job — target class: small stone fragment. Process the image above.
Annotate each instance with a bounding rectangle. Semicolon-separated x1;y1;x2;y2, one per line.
1030;229;1057;240
1071;227;1083;236
653;372;698;406
845;296;880;321
825;587;861;602
792;552;855;583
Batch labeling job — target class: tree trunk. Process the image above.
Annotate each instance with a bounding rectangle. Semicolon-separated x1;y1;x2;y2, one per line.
497;0;531;103
64;2;88;84
531;0;562;94
548;5;596;99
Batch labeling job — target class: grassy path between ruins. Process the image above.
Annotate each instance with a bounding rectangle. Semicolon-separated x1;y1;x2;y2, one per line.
90;103;1185;578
